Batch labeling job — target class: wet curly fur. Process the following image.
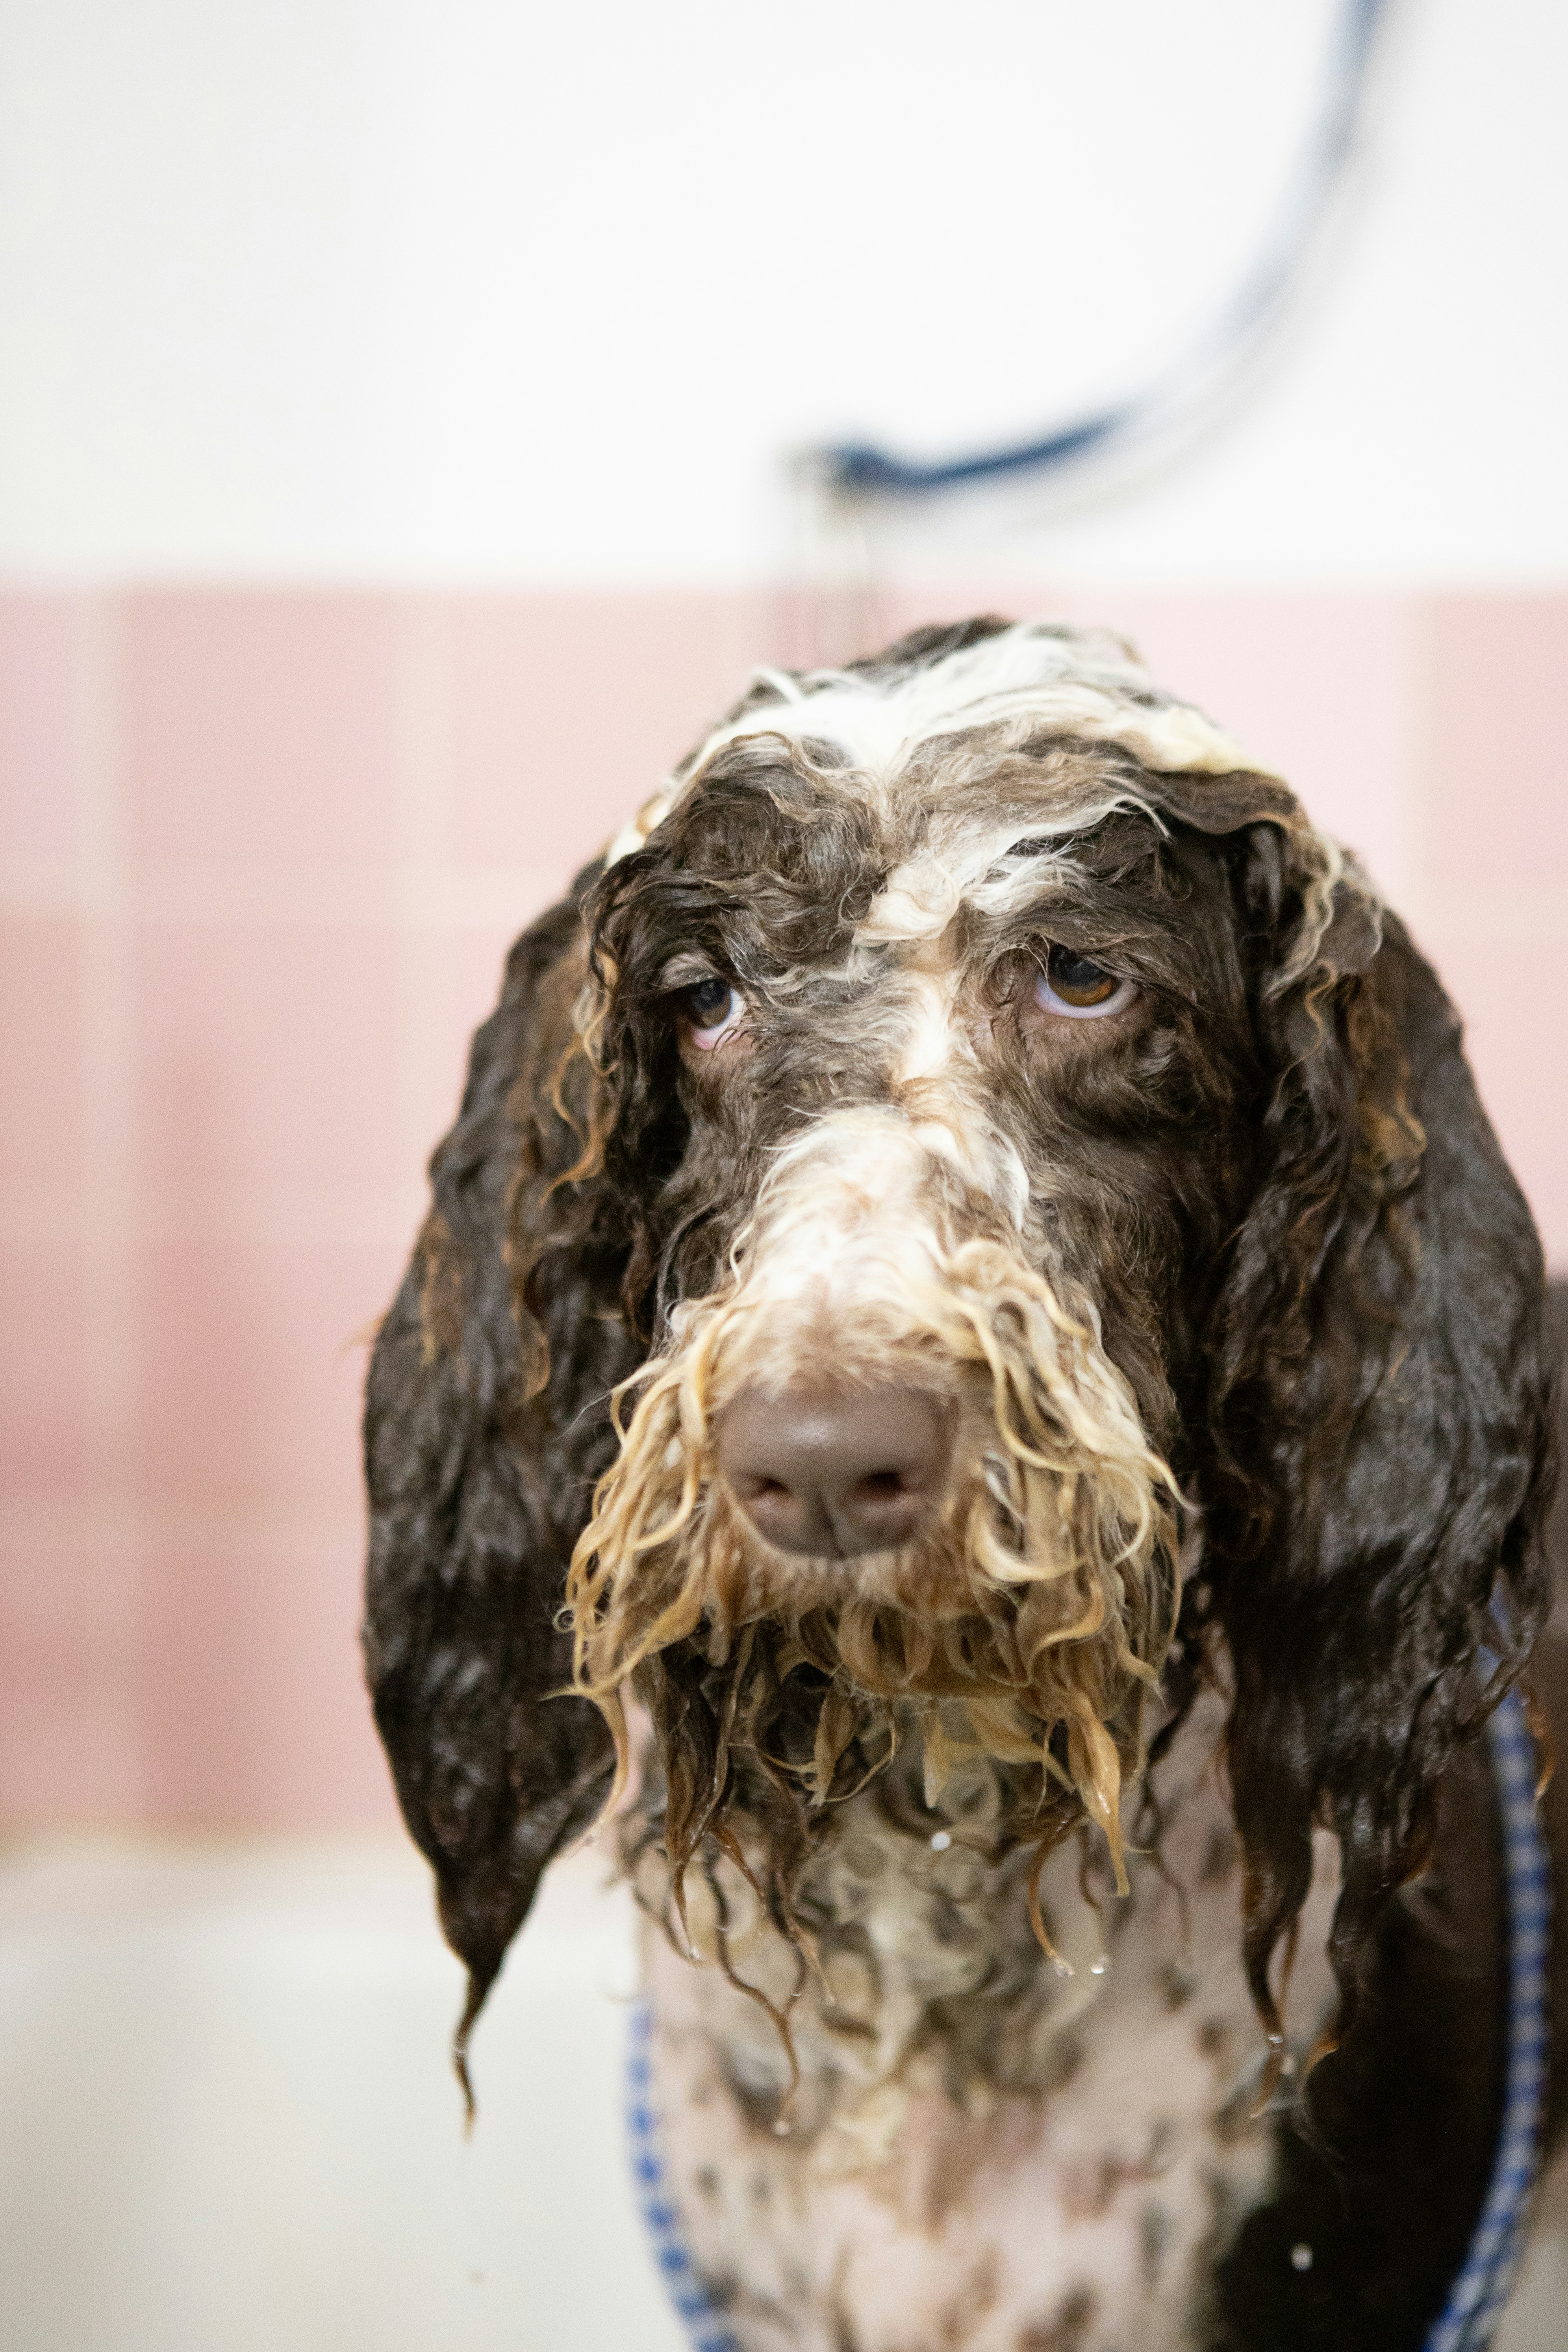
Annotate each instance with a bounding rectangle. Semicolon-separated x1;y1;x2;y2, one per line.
363;617;1559;2345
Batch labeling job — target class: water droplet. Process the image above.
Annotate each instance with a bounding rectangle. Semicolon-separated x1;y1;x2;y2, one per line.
929;1829;952;1852
1291;2244;1313;2273
1052;1957;1075;1978
1089;1957;1109;1976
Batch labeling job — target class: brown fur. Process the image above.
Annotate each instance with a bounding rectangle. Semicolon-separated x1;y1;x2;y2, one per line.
364;619;1558;2343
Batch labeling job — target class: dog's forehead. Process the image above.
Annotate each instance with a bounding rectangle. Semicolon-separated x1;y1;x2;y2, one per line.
604;621;1271;886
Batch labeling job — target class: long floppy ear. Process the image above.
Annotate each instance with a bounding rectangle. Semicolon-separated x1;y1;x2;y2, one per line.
362;866;641;2083
1198;820;1555;2062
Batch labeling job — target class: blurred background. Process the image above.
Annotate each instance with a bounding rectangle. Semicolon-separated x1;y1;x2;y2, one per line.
0;1;1565;2346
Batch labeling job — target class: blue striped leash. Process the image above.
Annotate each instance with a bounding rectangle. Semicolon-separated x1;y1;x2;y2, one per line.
628;1686;1549;2352
1424;1680;1552;2351
626;2001;739;2352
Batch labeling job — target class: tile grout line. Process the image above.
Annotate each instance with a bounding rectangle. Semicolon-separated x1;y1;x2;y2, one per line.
78;591;135;1475
0;862;571;922
75;591;145;1807
0;1493;367;1551
1403;591;1437;942
16;866;1568;937
394;593;464;1203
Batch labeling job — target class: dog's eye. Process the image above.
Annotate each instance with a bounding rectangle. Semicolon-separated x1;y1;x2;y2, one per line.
676;977;744;1049
1034;946;1136;1021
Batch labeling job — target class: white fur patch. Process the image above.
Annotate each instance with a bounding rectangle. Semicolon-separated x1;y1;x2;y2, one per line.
640;1694;1341;2352
604;622;1270;867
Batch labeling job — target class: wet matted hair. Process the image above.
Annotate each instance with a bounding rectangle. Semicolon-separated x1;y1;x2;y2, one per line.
363;617;1553;2092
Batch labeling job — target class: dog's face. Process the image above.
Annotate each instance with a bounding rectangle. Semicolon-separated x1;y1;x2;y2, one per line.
563;621;1381;1894
364;615;1549;2064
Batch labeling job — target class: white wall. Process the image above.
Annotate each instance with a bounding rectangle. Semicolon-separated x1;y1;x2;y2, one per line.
0;0;1564;584
0;1838;688;2352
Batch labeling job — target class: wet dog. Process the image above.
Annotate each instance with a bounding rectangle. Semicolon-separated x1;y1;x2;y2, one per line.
364;619;1563;2348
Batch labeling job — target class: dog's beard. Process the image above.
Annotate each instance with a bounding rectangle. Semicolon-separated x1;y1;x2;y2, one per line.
567;1228;1181;1905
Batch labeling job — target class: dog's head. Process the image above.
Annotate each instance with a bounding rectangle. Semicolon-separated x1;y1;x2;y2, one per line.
365;617;1553;2076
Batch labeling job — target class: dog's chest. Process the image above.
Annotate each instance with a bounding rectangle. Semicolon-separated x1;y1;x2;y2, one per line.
635;1726;1339;2352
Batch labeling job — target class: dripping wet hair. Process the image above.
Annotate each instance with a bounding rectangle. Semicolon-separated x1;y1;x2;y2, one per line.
363;617;1554;2106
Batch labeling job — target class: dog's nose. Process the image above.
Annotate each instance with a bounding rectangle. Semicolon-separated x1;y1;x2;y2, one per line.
718;1383;953;1556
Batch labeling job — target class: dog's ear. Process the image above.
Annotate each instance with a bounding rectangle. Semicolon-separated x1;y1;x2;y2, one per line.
1198;818;1555;2060
363;869;640;2083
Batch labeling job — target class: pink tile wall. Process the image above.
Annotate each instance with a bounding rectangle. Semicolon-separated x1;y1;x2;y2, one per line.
0;594;85;873
125;593;405;871
0;588;773;1831
1418;596;1568;1246
0;585;1563;1830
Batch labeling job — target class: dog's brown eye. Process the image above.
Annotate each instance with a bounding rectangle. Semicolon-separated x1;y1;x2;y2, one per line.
679;977;732;1025
1034;945;1136;1022
675;977;744;1049
1047;948;1117;1007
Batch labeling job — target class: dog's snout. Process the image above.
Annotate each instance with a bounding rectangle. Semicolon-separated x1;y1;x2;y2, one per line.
718;1383;953;1557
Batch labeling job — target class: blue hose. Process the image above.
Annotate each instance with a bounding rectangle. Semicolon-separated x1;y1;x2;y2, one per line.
814;0;1396;500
